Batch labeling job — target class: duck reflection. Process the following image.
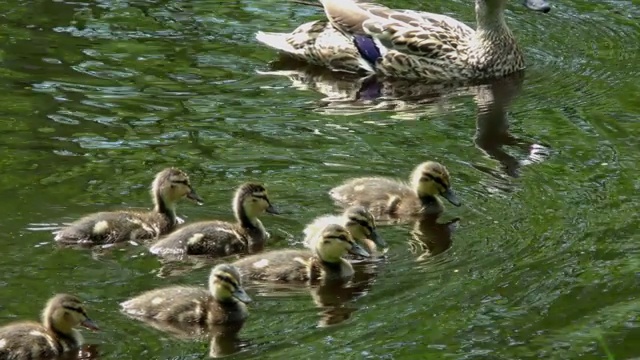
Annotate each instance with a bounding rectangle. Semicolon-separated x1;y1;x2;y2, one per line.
471;72;551;179
259;62;550;179
410;214;460;260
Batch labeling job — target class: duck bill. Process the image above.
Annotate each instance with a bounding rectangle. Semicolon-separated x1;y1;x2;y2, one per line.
349;243;370;258
186;189;204;205
233;288;252;303
81;318;100;331
370;229;387;248
266;203;280;215
441;188;461;207
523;0;551;13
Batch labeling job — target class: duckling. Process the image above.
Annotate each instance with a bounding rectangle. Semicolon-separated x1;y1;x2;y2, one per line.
329;161;461;221
0;294;99;360
302;205;386;257
120;263;251;326
54;168;203;245
149;182;278;257
232;224;370;283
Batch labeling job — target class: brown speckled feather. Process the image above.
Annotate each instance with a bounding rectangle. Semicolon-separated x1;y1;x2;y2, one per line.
150;221;266;257
121;286;247;326
257;0;540;81
232;249;352;283
0;323;70;360
329;177;443;221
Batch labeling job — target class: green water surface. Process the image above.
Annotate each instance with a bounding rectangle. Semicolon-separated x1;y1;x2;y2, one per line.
0;0;638;359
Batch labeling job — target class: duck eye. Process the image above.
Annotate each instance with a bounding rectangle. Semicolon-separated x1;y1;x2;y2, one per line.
355;219;371;229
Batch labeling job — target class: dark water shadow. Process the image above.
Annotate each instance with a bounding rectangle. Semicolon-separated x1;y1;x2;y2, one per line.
259;61;551;180
410;214;460;260
310;261;379;327
121;315;248;358
248;261;379;328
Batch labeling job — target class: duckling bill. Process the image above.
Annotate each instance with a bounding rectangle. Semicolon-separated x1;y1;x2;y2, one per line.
0;294;98;360
150;182;278;258
54;168;202;245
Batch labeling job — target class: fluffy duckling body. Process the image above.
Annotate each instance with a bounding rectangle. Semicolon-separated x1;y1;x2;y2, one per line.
233;224;369;283
329;162;461;221
302;206;386;257
54;168;202;245
121;264;251;326
0;294;99;360
150;183;278;257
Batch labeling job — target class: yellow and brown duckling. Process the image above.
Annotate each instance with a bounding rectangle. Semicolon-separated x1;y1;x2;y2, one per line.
120;263;251;326
233;224;369;283
302;205;386;257
150;182;278;257
54;168;203;245
329;161;461;221
0;294;99;360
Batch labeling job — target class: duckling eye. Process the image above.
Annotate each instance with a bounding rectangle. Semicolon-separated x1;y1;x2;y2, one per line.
423;174;447;189
354;219;373;232
172;180;189;186
215;274;238;289
63;306;87;317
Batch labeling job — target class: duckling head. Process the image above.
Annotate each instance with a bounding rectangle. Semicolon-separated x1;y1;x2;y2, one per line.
152;168;203;207
343;206;386;248
233;182;279;221
315;224;370;263
43;294;99;335
410;161;461;207
209;264;252;304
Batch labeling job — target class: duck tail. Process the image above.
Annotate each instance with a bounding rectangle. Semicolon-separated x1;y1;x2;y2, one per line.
255;31;301;57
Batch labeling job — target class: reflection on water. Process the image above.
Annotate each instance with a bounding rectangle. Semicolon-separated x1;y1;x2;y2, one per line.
310;262;379;327
57;345;100;360
259;64;552;185
410;215;460;260
0;0;638;359
119;314;247;358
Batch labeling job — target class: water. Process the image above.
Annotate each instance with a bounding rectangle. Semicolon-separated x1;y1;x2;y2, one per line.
0;0;639;359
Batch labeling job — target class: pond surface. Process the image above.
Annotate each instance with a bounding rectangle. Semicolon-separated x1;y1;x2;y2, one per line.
0;0;638;359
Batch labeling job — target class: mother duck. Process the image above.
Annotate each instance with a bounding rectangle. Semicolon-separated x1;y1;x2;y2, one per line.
256;0;550;81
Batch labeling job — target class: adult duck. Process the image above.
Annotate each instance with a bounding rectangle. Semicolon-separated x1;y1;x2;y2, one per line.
256;0;550;81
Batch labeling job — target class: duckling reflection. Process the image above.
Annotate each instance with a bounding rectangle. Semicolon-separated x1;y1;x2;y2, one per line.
410;214;461;260
121;317;246;359
310;261;379;327
58;344;100;360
